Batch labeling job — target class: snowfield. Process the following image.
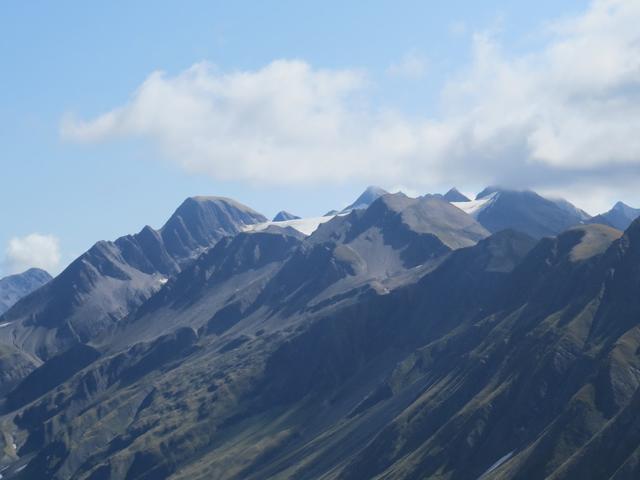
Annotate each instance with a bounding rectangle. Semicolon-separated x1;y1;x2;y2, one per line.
452;192;497;217
244;215;338;236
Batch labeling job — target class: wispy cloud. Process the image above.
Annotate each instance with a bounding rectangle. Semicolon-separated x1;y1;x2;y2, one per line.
3;233;61;275
61;0;640;211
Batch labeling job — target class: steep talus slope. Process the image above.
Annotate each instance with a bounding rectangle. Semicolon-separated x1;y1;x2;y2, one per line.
0;197;265;362
0;345;38;397
0;241;171;361
107;229;304;350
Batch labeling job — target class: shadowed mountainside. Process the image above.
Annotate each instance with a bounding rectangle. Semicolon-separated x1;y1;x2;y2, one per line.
1;189;640;480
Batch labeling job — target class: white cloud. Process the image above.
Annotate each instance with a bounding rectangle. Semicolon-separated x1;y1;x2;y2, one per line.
61;60;440;186
61;0;640;212
4;234;61;275
386;51;429;79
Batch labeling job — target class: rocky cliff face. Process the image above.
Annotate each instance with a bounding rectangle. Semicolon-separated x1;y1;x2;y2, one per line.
0;197;266;362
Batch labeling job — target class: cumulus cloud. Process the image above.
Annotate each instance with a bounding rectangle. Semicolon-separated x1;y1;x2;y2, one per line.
61;0;640;210
386;51;429;79
4;234;61;275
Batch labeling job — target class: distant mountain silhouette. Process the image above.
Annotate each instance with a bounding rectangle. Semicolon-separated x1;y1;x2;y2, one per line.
273;210;301;221
467;187;589;238
589;200;640;230
443;187;470;202
341;185;389;212
0;268;51;315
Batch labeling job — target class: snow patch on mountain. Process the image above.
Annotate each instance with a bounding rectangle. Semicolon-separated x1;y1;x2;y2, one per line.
244;215;339;236
451;192;498;217
479;451;514;479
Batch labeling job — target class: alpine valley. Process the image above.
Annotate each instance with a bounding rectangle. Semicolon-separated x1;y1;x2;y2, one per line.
1;186;640;480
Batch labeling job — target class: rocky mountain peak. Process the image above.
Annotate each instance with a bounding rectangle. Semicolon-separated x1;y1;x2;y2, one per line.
443;187;470;202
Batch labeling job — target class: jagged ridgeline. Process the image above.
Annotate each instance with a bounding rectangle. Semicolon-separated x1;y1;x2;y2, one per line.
0;187;639;480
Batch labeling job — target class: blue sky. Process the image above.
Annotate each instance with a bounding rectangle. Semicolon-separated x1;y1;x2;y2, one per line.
5;0;640;276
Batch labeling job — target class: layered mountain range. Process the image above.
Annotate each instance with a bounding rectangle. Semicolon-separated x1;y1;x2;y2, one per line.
0;186;639;479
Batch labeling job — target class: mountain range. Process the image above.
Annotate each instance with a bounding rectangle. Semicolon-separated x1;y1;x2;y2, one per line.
588;201;640;231
0;186;639;479
0;269;51;316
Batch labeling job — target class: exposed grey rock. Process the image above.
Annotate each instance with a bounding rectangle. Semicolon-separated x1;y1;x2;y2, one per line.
273;211;301;222
341;185;389;212
443;187;470;202
0;197;266;361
